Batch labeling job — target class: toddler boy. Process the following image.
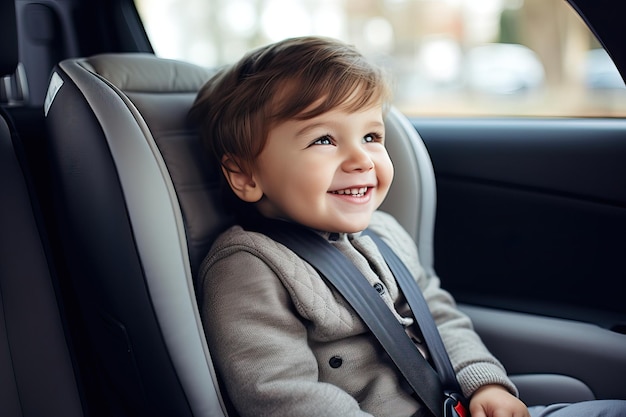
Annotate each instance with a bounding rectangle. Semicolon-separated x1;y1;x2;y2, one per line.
190;36;624;417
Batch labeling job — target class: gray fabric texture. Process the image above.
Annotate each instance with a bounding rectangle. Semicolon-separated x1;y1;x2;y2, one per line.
199;210;516;417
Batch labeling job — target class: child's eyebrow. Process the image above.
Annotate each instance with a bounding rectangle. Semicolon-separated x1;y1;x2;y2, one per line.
368;121;385;130
296;122;327;137
295;120;384;137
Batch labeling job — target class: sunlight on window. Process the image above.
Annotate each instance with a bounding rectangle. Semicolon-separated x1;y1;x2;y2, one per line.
363;17;394;52
261;0;310;40
418;37;461;84
222;0;256;37
135;0;626;117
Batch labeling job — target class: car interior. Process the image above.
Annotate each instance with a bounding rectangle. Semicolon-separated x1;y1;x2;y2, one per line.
1;0;625;416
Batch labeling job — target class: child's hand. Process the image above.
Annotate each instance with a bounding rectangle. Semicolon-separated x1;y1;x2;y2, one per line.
469;384;530;417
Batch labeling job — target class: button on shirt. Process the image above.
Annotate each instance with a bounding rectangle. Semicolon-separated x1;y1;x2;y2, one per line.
325;231;430;361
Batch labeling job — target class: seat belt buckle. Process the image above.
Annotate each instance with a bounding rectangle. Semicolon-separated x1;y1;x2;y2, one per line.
443;392;469;417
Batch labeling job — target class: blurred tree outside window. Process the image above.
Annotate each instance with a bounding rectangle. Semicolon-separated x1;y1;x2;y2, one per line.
135;0;626;117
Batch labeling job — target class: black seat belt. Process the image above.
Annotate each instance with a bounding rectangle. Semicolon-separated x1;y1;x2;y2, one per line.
362;230;468;417
244;218;469;417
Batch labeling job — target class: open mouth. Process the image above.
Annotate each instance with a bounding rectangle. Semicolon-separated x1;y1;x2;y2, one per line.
330;187;369;197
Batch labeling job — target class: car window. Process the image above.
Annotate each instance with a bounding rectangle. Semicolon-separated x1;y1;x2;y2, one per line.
135;0;626;117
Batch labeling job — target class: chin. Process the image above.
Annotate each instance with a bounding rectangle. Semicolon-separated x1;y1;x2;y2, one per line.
335;219;372;234
308;213;374;234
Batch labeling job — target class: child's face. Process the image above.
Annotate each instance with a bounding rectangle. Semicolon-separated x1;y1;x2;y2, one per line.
251;104;393;233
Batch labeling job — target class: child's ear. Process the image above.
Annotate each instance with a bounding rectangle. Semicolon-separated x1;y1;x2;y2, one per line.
221;155;264;203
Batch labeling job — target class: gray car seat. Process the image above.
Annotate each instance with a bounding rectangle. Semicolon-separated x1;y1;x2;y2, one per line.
43;53;594;416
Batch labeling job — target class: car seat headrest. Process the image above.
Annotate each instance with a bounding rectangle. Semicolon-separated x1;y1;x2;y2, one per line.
83;53;213;93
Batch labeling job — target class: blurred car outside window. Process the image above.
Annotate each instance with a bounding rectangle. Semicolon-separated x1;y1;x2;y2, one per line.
135;0;626;117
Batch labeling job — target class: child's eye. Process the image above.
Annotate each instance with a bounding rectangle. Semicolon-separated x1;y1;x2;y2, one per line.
311;135;333;146
363;132;384;143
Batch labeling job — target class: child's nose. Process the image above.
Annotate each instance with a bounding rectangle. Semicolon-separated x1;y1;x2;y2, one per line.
342;145;374;172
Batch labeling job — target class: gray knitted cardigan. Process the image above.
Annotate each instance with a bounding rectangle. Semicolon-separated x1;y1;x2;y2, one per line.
199;211;516;417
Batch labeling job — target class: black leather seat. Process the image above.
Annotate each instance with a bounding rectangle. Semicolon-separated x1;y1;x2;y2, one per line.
0;1;83;415
0;110;84;417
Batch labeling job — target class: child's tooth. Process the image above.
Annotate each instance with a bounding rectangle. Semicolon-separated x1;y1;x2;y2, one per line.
334;188;367;195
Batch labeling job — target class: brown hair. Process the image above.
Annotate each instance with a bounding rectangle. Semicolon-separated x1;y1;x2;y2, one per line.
189;36;392;176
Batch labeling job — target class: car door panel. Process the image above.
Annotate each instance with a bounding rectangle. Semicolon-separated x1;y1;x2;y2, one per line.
414;118;626;323
413;117;626;400
416;119;626;204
